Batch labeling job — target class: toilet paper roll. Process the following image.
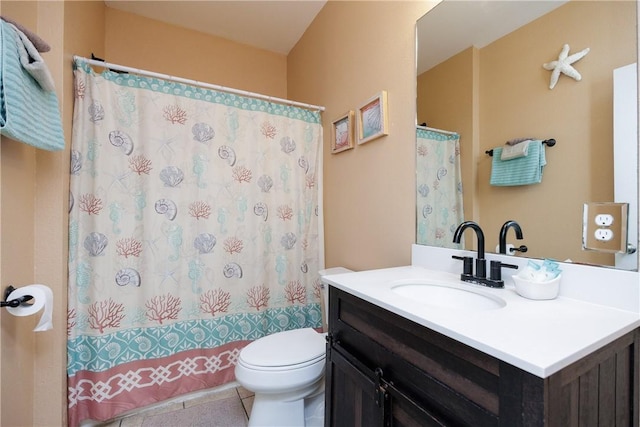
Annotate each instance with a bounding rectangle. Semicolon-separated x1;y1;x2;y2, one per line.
5;284;53;331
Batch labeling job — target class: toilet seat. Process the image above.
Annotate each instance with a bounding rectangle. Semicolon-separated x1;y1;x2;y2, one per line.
238;328;326;371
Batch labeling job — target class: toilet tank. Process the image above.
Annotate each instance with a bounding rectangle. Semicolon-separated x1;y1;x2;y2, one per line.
318;267;353;332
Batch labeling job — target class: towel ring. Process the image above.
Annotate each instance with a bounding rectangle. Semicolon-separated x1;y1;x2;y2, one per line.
486;139;556;156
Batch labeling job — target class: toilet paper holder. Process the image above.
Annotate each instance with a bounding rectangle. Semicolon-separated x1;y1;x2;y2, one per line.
0;286;33;308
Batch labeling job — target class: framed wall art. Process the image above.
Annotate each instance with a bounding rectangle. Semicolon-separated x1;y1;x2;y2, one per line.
356;90;388;144
331;110;354;153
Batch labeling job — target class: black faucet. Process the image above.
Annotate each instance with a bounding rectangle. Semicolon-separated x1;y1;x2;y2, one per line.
453;220;487;280
453;221;517;288
498;220;528;255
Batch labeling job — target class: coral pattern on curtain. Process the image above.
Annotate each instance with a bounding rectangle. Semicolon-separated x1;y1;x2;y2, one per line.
67;59;323;426
416;128;464;247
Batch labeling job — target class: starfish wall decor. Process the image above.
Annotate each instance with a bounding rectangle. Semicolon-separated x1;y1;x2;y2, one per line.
542;44;590;90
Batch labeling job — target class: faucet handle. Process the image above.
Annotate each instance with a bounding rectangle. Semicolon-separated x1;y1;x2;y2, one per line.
489;260;518;282
452;255;473;276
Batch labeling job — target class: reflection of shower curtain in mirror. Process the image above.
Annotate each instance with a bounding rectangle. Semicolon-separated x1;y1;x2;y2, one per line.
416;128;464;247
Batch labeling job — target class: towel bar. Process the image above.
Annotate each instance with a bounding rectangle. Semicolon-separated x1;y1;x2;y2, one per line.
486;139;555;156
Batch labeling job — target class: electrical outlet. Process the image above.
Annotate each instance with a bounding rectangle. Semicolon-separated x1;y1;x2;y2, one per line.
594;228;614;241
595;214;614;226
582;202;629;253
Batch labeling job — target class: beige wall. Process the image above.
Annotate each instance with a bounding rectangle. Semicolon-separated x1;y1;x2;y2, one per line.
104;7;288;98
289;1;436;271
418;1;635;265
0;1;96;425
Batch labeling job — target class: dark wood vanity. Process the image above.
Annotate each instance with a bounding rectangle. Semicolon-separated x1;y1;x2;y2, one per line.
325;287;640;426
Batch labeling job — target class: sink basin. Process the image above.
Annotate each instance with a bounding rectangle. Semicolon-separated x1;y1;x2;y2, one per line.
391;281;506;311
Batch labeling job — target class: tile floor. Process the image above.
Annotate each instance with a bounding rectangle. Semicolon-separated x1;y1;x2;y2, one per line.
97;383;254;427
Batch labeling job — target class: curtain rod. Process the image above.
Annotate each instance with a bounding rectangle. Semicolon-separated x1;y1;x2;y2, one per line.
73;55;325;112
417;124;458;136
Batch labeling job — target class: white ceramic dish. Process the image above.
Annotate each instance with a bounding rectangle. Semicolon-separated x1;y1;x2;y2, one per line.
512;274;561;300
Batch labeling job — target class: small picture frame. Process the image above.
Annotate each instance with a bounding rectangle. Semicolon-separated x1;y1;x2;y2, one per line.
331;111;354;153
357;91;388;145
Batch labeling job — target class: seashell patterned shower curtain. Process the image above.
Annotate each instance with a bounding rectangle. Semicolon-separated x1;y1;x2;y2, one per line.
67;59;323;426
416;128;464;247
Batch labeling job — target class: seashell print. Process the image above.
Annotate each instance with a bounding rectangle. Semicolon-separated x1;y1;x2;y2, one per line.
216;324;230;338
437;167;448;180
106;342;121;359
418;184;429;197
257;175;273;193
223;262;243;278
238;320;252;334
294;312;306;326
422;205;433;218
298;157;309;173
191;327;206;342
76;344;92;362
300;262;308;273
108;130;134;155
69;192;74;213
218;145;236;166
70;150;82;175
154;198;177;220
84;232;108;256
192;123;215;143
457;182;463;193
164;332;180;347
280;232;297;250
88;101;105;122
135;336;152;352
254;202;268;221
115;268;141;287
159;166;184;187
275;313;289;327
194;233;216;254
280;136;296;154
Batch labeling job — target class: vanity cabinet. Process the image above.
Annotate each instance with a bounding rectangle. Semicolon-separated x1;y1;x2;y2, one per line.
325;287;640;426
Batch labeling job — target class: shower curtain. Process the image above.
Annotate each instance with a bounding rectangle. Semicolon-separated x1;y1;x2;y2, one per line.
416;127;464;247
67;59;323;425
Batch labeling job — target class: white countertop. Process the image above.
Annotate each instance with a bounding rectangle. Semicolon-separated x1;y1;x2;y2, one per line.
323;265;640;378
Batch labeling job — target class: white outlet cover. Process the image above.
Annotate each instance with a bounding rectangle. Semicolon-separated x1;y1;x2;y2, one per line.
594;228;614;241
595;214;614;226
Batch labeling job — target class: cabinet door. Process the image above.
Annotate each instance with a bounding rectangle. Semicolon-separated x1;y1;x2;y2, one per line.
384;380;450;427
325;343;385;427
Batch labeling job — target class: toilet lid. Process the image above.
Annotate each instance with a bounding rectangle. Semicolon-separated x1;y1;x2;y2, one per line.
239;328;326;368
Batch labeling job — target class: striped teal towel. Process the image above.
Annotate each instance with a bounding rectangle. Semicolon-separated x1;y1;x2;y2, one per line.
490;140;546;186
0;20;64;151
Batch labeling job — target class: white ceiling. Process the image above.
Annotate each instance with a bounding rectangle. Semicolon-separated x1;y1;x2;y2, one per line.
104;0;327;55
417;1;568;74
104;0;567;69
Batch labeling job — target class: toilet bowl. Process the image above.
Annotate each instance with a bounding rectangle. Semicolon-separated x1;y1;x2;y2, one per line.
235;267;353;427
235;327;327;427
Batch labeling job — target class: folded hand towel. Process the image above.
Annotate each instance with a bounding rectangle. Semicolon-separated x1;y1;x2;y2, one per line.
0;16;50;52
506;137;536;146
501;139;531;160
0;20;64;151
490;140;546;186
7;23;55;91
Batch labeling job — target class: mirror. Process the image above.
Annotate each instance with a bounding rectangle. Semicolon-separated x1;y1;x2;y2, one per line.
416;0;638;270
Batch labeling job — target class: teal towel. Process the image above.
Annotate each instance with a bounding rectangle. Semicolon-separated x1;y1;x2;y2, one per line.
0;20;64;151
490;140;546;186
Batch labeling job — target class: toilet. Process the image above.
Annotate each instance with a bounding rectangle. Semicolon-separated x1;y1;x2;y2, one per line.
234;267;352;427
